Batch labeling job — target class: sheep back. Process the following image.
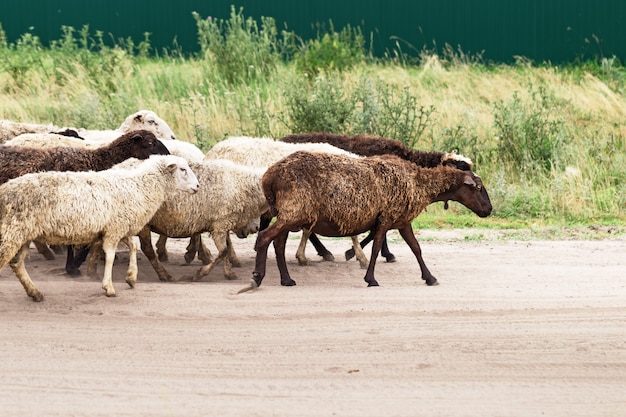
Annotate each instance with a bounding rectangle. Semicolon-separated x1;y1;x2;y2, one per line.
204;136;359;169
147;159;267;238
0;120;60;143
0;130;169;184
280;132;472;170
263;151;461;236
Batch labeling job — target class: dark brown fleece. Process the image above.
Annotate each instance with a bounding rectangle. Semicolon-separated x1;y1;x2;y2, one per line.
0;130;170;184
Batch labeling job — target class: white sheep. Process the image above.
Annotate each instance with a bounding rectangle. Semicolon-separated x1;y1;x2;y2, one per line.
133;158;268;282
6;129;205;275
77;109;179;142
0;119;61;143
202;136;369;268
0;155;200;301
3;132;96;148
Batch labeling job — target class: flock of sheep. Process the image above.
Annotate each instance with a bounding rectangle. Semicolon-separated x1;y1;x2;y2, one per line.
0;111;492;301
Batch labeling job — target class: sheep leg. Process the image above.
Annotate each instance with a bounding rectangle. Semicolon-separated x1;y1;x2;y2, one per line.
226;234;241;267
8;243;44;302
259;212;272;231
194;231;232;281
295;229;312;266
363;227;388;287
155;235;169;262
65;245;82;276
346;232;396;263
183;234;198;264
33;240;55;260
50;244;64;255
197;234;214;265
307;232;335;261
381;238;396;263
101;239;118;297
121;237;138;288
273;230;295;286
251;221;293;287
137;226;173;282
398;225;438;286
350;236;369;269
72;245;91;268
85;241;103;278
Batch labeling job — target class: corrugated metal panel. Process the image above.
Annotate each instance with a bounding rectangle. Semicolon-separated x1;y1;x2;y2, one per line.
0;1;624;63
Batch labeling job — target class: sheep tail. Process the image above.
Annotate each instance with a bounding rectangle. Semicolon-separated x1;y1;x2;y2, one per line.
236;279;258;294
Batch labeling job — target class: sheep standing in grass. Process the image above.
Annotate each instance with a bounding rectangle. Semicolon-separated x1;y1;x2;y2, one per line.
280;132;475;263
133;158;268;282
239;151;492;292
0;155;199;301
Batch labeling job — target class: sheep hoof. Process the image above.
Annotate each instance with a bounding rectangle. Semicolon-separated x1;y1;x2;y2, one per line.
366;279;379;287
125;279;136;288
224;272;239;280
236;279;258;294
344;249;355;261
158;274;173;282
425;278;439;286
66;268;82;277
29;292;44;302
384;254;397;263
281;277;296;286
158;253;169;262
105;290;116;297
230;259;242;268
184;252;195;264
296;257;309;266
322;253;335;262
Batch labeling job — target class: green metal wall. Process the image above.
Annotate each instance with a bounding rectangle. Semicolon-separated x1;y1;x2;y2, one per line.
1;1;624;63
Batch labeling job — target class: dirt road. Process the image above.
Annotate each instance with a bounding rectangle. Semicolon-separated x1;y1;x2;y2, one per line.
1;231;625;416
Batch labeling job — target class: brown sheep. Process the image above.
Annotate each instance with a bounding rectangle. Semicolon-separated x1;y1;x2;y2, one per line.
280;131;474;263
0;129;170;274
239;151;492;292
0;129;170;184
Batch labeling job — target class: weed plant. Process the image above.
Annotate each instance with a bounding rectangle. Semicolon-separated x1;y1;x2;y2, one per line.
0;9;624;227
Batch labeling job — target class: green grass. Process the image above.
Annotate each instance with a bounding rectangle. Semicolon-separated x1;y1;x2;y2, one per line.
0;14;625;230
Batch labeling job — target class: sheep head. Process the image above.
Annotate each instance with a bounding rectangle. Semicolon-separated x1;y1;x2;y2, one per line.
437;170;492;218
120;110;179;141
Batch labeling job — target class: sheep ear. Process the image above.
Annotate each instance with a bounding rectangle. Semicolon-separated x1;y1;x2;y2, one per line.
464;175;476;187
166;162;178;172
134;114;144;122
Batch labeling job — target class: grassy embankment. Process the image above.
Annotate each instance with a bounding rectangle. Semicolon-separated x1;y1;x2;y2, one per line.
0;9;624;237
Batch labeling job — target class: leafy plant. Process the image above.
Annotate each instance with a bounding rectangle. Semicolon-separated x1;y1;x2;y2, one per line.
281;74;354;133
192;6;282;84
292;20;365;76
493;85;565;172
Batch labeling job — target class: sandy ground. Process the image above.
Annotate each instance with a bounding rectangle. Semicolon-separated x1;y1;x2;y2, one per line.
1;230;625;417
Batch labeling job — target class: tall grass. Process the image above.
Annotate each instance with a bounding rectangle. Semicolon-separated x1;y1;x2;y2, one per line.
0;11;624;226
